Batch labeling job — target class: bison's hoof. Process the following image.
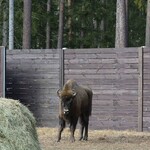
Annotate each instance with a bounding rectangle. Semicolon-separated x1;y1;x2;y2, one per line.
57;138;61;142
70;137;75;142
79;137;83;141
83;137;88;141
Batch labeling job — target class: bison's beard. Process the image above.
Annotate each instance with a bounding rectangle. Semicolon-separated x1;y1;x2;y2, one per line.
63;113;71;123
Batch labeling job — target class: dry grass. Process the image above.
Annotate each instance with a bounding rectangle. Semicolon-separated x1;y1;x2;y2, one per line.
37;128;150;150
0;98;41;150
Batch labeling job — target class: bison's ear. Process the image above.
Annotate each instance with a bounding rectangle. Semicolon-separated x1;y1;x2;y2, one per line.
57;89;62;98
72;89;77;97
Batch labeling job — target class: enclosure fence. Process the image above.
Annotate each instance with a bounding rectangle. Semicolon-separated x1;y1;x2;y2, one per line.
6;47;150;131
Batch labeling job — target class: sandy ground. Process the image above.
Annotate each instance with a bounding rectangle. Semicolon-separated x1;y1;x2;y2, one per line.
37;128;150;150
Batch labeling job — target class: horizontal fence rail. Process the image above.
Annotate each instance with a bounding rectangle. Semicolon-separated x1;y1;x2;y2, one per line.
5;47;150;131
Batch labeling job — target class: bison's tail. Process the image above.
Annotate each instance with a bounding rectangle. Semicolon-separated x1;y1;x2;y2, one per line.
87;89;93;116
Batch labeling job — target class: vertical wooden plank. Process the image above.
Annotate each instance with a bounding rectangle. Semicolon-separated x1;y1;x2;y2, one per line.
59;48;64;88
138;47;143;132
0;46;5;97
2;47;5;97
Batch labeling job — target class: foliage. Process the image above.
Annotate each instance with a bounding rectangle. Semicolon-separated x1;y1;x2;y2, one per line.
64;0;116;48
14;0;23;49
0;0;148;48
134;0;147;11
129;1;146;47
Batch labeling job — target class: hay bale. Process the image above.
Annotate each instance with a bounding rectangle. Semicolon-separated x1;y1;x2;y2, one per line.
0;98;41;150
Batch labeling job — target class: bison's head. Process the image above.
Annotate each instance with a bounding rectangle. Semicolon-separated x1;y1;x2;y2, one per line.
57;89;76;115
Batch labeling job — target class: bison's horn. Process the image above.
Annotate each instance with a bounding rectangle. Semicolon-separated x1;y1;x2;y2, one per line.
72;89;76;97
57;89;62;97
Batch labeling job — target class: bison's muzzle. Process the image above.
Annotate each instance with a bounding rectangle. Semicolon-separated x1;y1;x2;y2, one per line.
63;108;69;115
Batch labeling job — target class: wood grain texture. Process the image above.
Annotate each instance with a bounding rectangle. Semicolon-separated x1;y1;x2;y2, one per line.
5;47;150;131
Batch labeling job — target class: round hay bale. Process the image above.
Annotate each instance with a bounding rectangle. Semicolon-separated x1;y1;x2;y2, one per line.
0;98;41;150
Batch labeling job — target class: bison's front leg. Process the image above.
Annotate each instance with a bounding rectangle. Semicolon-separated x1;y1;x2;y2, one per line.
57;117;65;142
70;118;78;142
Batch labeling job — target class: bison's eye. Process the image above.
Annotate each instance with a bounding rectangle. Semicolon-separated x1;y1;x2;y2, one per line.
61;101;64;106
67;98;73;104
61;97;73;107
62;96;71;101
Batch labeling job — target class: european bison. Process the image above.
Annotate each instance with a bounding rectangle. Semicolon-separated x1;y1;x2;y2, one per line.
57;79;93;142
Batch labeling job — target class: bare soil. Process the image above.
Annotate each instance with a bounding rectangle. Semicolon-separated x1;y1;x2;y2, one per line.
37;128;150;150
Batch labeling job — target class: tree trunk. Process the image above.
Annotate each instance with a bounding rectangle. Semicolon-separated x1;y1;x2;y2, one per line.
57;0;64;49
145;0;150;47
67;0;72;47
125;0;128;46
99;0;105;48
23;0;32;49
9;0;14;50
46;0;51;49
80;5;84;48
115;0;128;48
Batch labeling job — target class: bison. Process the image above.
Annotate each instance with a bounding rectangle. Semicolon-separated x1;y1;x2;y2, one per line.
57;79;93;142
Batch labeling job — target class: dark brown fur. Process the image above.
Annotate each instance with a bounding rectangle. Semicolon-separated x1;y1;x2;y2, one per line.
57;80;93;142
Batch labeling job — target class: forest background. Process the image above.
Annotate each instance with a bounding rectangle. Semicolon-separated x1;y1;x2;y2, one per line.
0;0;148;49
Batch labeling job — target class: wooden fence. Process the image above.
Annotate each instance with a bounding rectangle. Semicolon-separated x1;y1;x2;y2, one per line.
62;48;140;131
5;47;150;131
6;49;60;127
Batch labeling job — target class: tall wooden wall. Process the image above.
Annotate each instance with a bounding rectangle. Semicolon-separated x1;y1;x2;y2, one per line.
64;48;139;130
6;49;60;127
143;47;150;131
5;47;150;131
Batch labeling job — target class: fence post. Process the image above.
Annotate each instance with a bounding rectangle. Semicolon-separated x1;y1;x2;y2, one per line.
0;46;5;97
59;48;64;89
138;46;143;132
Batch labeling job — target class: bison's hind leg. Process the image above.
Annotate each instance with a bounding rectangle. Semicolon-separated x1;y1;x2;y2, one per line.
83;115;89;141
79;114;89;141
79;115;84;141
79;126;84;141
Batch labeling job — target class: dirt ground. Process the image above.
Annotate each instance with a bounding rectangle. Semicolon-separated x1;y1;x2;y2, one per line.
37;128;150;150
